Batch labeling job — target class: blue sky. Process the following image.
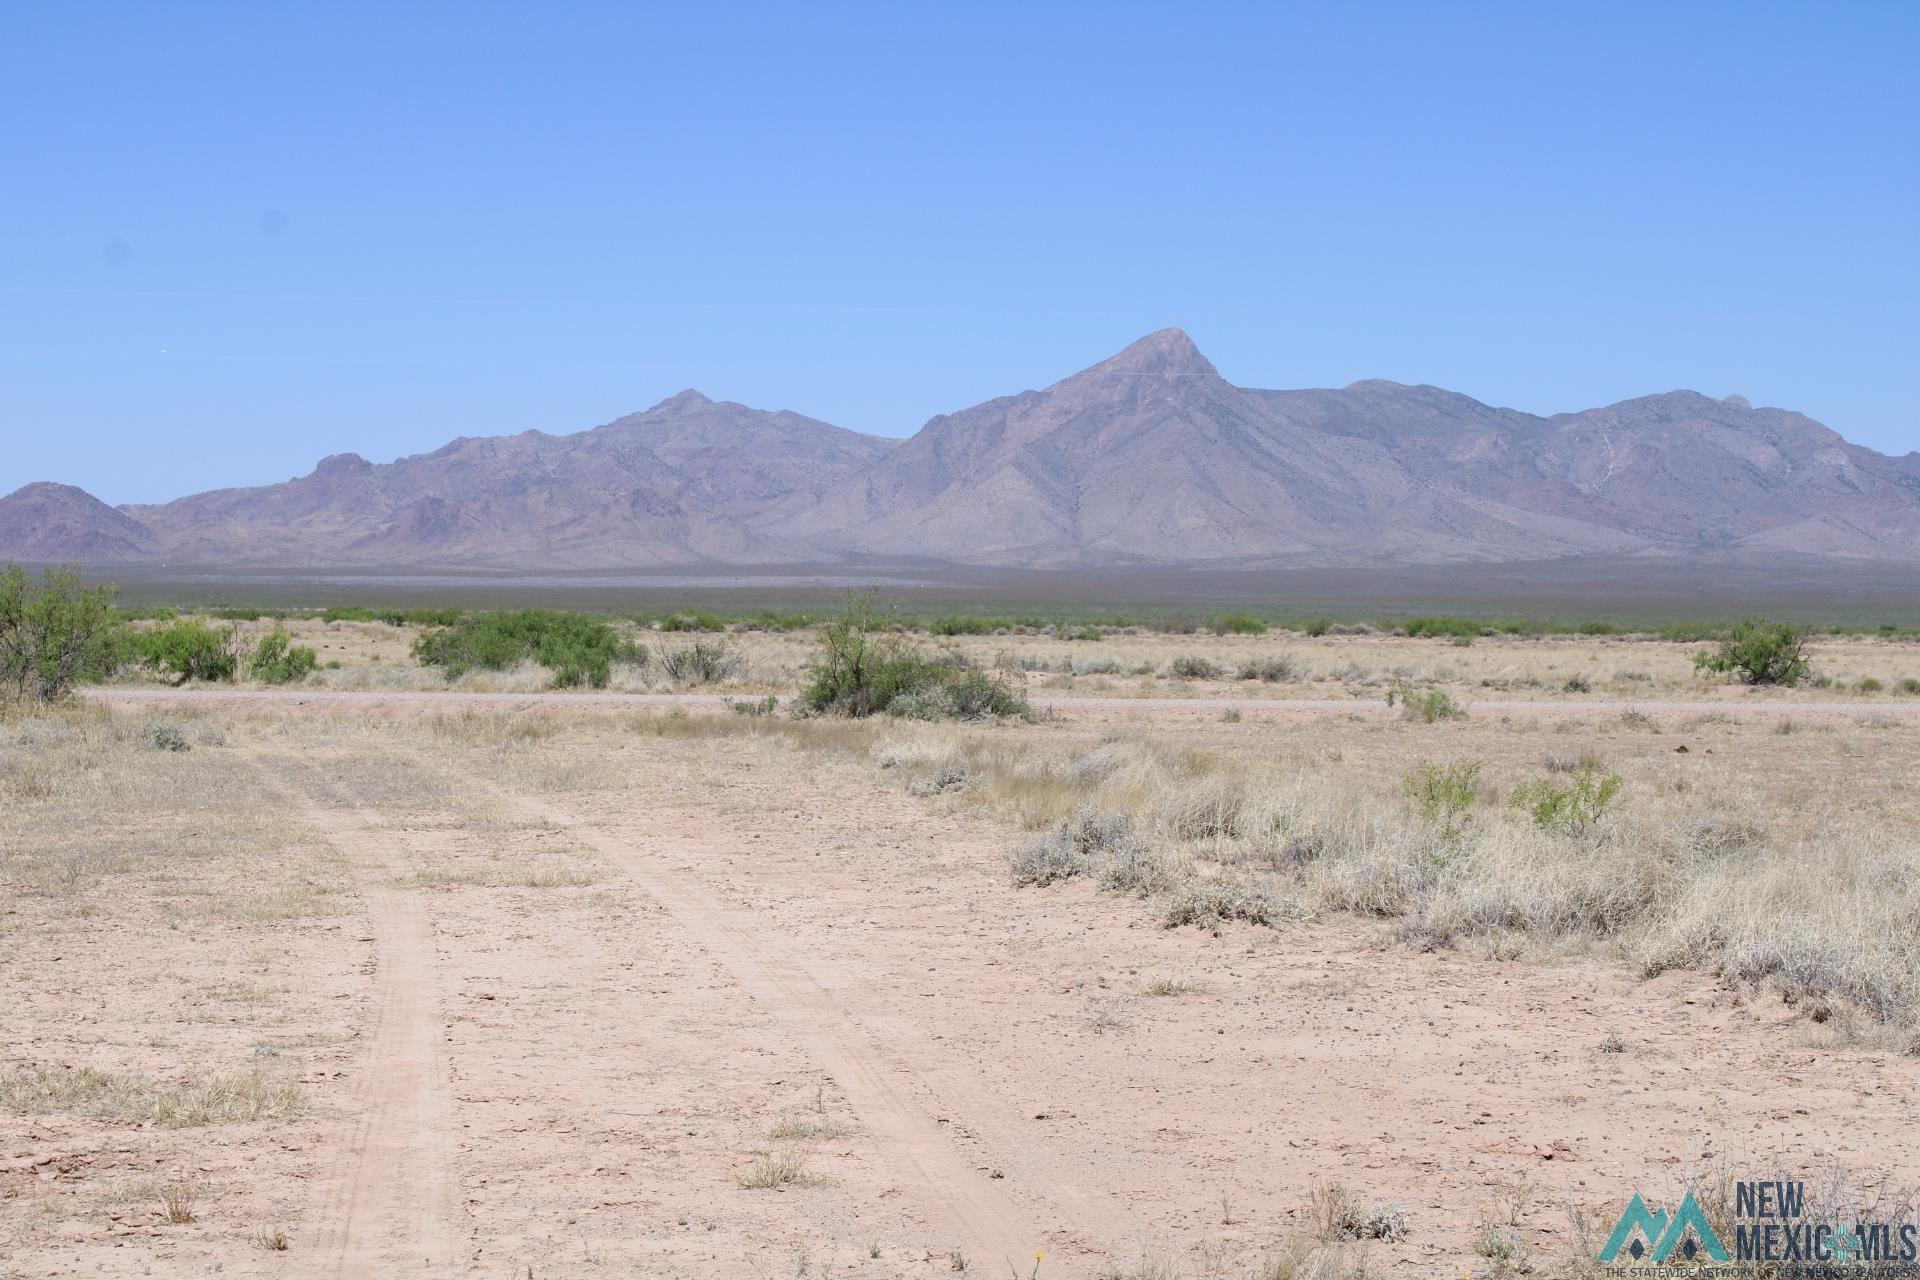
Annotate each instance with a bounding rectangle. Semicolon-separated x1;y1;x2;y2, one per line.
3;2;1915;504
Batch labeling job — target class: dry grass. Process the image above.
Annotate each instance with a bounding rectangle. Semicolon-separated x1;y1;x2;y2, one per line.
0;1065;302;1126
732;1145;818;1189
570;705;1920;1050
766;1113;853;1141
158;1181;199;1224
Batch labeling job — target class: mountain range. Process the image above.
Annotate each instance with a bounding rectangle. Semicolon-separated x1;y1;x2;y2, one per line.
6;329;1919;569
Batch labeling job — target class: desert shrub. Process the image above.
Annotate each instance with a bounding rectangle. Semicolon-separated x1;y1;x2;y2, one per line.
886;686;958;720
1168;655;1222;680
248;629;317;685
1401;617;1484;641
1403;761;1480;838
140;718;191;752
134;620;240;684
1562;674;1592;693
723;694;779;717
1301;617;1332;637
1692;618;1810;686
0;563;126;700
1211;614;1268;635
1386;681;1463;722
1900;678;1920;696
412;610;641;688
659;610;726;632
1162;880;1283;930
1509;766;1624;835
659;640;741;685
1099;841;1180;896
1006;837;1088;886
1238;657;1300;683
906;763;972;796
803;591;1027;720
1075;657;1123;676
1857;676;1884;693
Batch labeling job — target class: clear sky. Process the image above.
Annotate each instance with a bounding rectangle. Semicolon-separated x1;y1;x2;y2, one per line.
3;2;1916;504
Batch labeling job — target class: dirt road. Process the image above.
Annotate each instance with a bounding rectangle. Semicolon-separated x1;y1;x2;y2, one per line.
87;685;1914;721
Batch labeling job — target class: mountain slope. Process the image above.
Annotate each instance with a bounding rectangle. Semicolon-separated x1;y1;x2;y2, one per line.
0;482;157;562
117;392;893;568
775;330;1645;564
5;329;1918;568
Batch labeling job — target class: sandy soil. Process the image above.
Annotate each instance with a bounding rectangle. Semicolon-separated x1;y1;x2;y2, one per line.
4;701;1917;1279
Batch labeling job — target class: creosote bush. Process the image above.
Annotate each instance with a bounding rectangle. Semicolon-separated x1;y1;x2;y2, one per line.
134;620;240;684
412;610;644;688
249;629;318;685
1692;618;1810;686
802;590;1027;721
1404;761;1481;839
1509;766;1625;836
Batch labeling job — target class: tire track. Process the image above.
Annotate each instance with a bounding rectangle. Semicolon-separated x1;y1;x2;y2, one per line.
261;759;463;1279
471;779;1060;1268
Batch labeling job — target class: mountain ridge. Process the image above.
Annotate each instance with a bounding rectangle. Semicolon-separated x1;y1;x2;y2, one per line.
7;329;1919;568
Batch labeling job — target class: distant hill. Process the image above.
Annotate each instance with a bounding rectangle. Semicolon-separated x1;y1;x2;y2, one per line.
8;329;1920;567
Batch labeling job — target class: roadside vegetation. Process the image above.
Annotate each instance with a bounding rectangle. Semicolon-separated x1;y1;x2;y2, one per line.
799;590;1029;720
632;711;1920;1053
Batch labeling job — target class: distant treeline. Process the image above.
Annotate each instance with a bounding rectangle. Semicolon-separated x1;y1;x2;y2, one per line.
106;601;1920;642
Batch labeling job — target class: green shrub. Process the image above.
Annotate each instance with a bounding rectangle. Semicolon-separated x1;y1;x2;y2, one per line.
411;610;642;688
0;563;127;700
1692;619;1810;686
659;640;740;685
1404;761;1481;838
135;620;240;684
1386;681;1464;722
248;630;317;685
1899;678;1920;696
723;694;779;716
1856;676;1884;693
1238;657;1299;683
802;591;1028;720
1169;655;1222;680
1509;766;1624;836
1211;614;1268;636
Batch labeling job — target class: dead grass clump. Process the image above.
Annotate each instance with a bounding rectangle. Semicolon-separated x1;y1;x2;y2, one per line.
732;1146;818;1189
767;1113;852;1141
159;1182;199;1224
1140;976;1212;997
0;1065;302;1126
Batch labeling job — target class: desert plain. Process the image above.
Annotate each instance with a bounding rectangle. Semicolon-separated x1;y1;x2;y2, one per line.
5;619;1920;1279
